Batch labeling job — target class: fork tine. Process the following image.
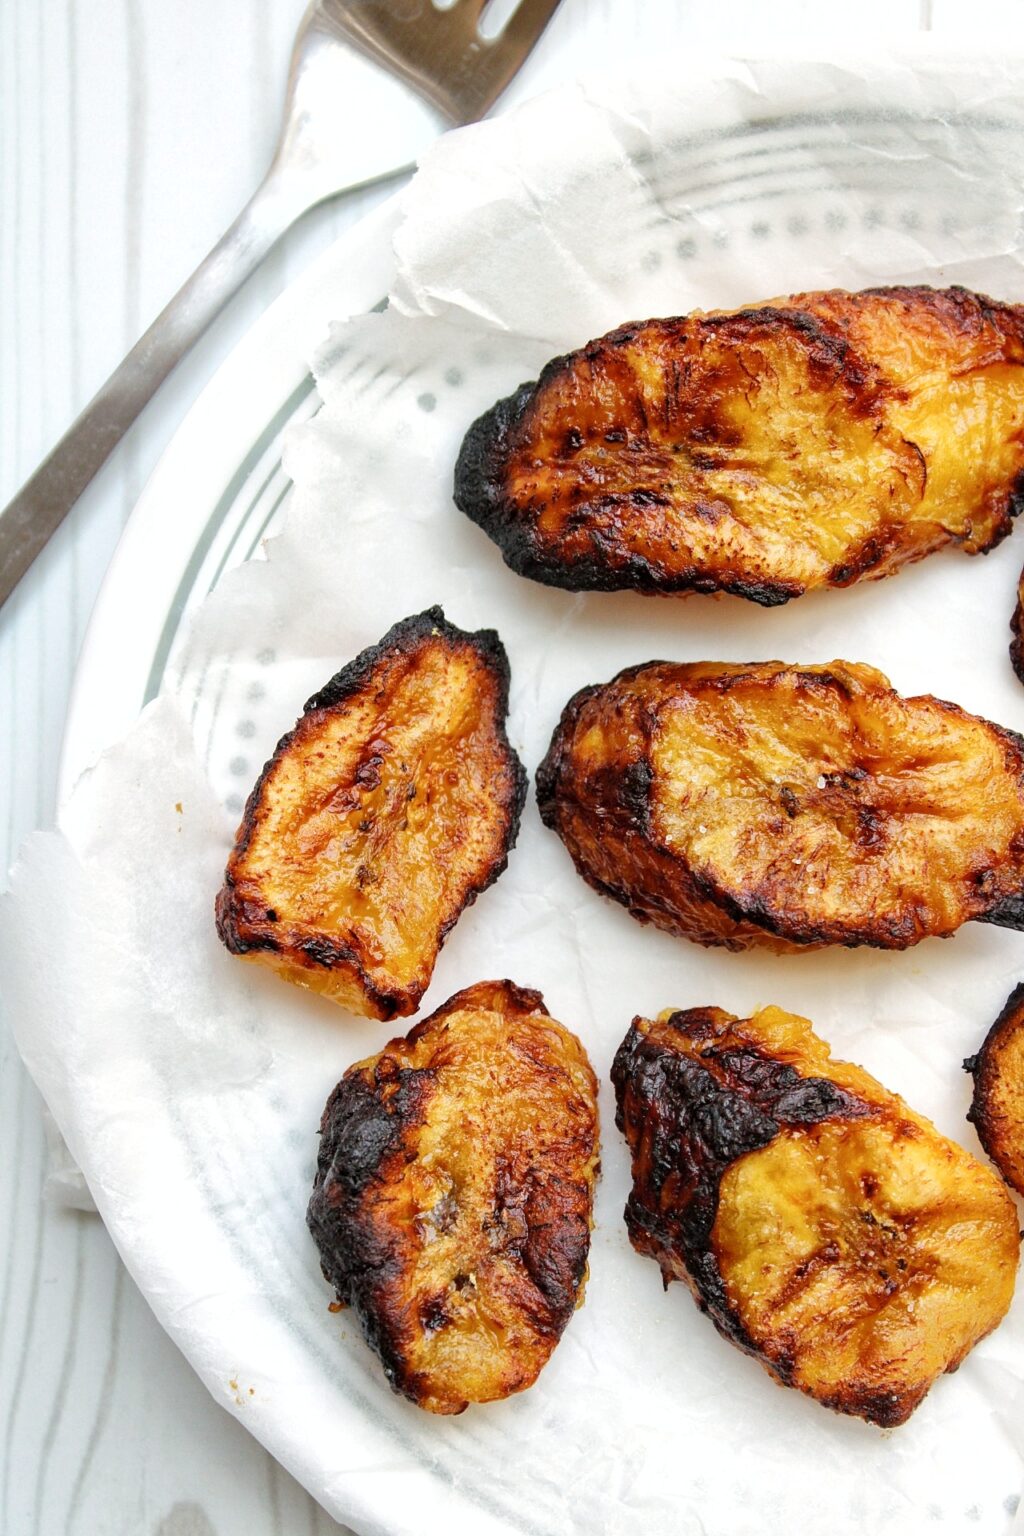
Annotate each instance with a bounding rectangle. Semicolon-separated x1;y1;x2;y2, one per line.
491;0;562;49
320;0;562;126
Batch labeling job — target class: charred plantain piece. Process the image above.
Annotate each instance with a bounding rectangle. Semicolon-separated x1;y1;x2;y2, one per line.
613;1005;1020;1427
537;657;1024;952
455;286;1024;603
216;609;526;1020
966;982;1024;1196
307;979;600;1414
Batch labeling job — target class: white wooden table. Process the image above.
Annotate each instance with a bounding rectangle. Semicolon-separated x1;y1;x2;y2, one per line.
5;2;1024;1532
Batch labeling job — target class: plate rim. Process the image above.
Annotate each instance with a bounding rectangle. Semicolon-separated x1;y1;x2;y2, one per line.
58;192;405;805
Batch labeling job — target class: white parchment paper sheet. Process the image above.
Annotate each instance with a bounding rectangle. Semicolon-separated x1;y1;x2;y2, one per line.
7;54;1024;1536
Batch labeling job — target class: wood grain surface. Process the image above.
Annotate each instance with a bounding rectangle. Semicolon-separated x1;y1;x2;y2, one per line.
4;1;1024;1532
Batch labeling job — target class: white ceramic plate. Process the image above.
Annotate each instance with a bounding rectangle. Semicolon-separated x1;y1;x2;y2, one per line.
59;195;403;796
49;69;1024;1536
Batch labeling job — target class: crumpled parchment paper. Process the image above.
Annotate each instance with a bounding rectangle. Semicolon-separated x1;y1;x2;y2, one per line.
6;52;1024;1536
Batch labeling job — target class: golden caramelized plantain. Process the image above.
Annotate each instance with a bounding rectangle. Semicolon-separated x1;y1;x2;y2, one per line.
215;609;526;1020
612;1005;1020;1427
537;657;1024;952
307;979;600;1413
966;983;1024;1196
455;286;1024;603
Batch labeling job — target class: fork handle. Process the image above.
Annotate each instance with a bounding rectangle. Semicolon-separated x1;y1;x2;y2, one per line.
0;162;312;609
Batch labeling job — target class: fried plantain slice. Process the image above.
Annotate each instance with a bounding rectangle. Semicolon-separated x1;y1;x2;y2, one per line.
455;286;1024;603
215;609;526;1020
537;657;1024;952
613;1004;1019;1427
307;979;600;1414
966;982;1024;1196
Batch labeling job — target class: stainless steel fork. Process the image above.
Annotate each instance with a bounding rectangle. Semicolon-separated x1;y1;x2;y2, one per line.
0;0;561;608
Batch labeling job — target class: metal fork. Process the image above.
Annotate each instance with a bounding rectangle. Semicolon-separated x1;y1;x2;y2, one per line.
0;0;561;608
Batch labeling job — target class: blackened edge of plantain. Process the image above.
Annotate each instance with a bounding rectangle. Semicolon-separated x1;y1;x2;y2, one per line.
453;373;802;605
610;1010;901;1421
215;606;528;1016
306;1059;439;1399
972;721;1024;932
976;894;1024;933
306;979;591;1408
454;380;535;530
302;608;478;715
965;979;1024;1196
1011;567;1024;688
535;677;649;831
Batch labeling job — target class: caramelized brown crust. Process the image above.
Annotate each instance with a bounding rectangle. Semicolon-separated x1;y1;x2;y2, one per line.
966;982;1024;1195
612;1005;1019;1427
537;657;1024;952
455;286;1024;602
307;979;600;1413
1011;565;1024;685
215;609;526;1020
